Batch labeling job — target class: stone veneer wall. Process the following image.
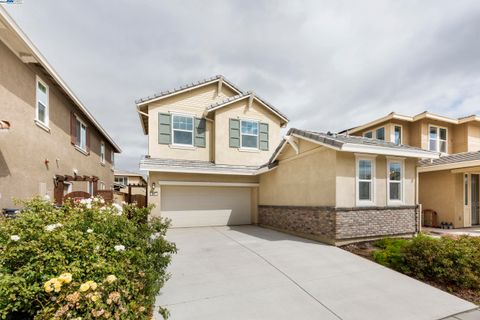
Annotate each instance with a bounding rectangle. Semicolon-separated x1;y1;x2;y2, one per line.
258;205;418;245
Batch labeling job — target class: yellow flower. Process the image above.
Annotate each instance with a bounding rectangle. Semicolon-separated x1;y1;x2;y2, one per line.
91;294;99;302
44;278;62;293
105;275;117;284
86;280;97;290
58;273;73;284
53;279;62;292
44;279;54;293
79;283;90;292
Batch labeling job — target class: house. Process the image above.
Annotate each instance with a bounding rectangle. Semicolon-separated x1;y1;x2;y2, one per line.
0;7;121;208
345;111;480;228
137;75;288;227
114;170;147;193
258;129;437;244
137;76;439;244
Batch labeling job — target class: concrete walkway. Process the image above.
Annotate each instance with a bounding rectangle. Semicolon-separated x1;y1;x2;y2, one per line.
423;227;480;237
156;226;477;320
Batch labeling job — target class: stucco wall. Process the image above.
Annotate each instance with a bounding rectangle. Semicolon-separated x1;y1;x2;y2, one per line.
0;40;115;208
213;99;282;166
259;146;336;207
147;83;236;161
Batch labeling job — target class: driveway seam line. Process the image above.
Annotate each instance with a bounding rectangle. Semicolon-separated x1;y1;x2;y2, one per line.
213;227;343;320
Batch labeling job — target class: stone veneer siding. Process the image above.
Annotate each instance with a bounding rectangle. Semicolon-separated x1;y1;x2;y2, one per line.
258;205;418;245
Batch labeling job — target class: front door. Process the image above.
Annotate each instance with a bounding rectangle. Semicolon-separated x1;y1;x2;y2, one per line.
471;174;479;225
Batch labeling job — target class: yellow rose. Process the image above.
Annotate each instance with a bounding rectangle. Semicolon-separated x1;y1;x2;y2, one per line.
44;280;54;293
105;275;117;284
59;273;73;284
79;283;90;292
53;279;62;292
86;281;98;290
91;294;99;302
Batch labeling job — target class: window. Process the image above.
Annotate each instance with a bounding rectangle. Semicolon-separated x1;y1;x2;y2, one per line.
115;176;128;186
363;131;373;139
387;160;403;203
36;77;49;126
172;115;193;145
356;156;375;205
429;126;447;153
87;181;94;196
465;174;469;206
393;125;402;145
100;181;106;190
100;141;105;164
241;120;259;149
375;127;385;140
111;151;115;169
75;118;87;151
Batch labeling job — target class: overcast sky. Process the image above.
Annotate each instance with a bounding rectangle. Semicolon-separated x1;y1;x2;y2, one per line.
5;1;480;172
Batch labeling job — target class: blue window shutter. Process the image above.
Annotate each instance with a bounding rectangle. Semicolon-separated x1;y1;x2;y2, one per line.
158;113;171;144
259;122;269;151
229;119;240;148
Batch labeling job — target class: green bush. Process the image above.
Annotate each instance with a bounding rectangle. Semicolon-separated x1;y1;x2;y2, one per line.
373;234;480;289
0;197;176;319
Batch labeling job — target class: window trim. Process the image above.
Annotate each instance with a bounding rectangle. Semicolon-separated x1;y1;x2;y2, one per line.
375;126;386;141
363;131;373;139
428;124;448;153
171;113;194;147
74;116;88;152
386;157;405;205
35;76;49;128
391;124;403;145
100;141;106;164
464;174;469;206
240;118;260;150
355;154;376;206
114;176;128;186
87;181;94;196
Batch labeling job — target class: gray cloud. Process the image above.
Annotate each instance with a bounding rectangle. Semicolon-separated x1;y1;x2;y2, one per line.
5;0;480;171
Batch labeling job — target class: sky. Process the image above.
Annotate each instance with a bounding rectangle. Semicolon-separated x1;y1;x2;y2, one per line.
5;0;480;172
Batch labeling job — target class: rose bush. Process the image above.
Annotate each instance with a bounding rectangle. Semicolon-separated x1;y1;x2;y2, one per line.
0;197;176;319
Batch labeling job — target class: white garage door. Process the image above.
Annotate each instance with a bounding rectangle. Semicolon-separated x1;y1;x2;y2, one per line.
161;186;252;227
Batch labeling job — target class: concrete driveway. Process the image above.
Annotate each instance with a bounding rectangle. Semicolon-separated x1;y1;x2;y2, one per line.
156;226;477;320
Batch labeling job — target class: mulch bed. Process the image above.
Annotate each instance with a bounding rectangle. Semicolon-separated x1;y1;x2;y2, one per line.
341;241;480;305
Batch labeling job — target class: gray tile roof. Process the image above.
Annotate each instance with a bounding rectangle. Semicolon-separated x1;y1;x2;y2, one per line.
140;157;275;175
418;151;480;167
271;128;438;162
135;75;243;104
205;92;289;122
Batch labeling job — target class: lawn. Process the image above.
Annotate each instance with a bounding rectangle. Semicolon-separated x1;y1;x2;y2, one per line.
342;234;480;305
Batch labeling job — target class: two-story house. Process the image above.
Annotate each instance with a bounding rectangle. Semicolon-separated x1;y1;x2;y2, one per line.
136;75;289;227
344;111;480;228
137;77;439;245
0;7;121;208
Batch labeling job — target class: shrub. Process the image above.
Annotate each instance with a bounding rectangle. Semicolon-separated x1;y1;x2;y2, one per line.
373;234;480;289
0;197;176;319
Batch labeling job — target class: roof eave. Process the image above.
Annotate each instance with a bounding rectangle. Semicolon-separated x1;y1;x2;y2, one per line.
418;159;480;172
341;143;439;159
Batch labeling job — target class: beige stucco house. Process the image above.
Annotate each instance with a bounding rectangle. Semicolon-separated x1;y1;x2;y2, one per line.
345;111;480;228
137;77;438;244
0;7;121;209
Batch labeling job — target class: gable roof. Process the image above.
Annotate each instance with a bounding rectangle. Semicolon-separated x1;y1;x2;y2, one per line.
270;128;439;162
204;92;289;124
342;111;480;135
0;7;121;153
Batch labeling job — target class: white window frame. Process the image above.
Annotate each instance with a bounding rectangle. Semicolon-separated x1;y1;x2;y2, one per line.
240;119;260;150
355;154;376;206
111;151;115;169
363;131;373;139
100;141;105;164
386;157;405;205
428;125;448;153
171;113;194;146
35;76;49;128
391;124;403;145
99;181;106;190
87;181;94;196
75;116;88;152
115;176;128;186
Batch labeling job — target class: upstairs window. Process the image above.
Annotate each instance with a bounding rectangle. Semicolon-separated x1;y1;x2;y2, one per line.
363;131;373;139
429;126;447;153
241;120;259;149
375;127;385;140
393;125;402;145
115;176;128;185
75;118;88;151
172;115;193;146
36;77;49;126
100;141;105;164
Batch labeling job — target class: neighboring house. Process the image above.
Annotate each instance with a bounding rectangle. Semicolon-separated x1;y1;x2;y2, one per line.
114;170;147;194
137;75;288;227
0;8;121;208
345;111;480;228
136;76;439;244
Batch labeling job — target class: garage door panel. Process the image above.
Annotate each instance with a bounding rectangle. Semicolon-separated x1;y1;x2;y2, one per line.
161;186;251;227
